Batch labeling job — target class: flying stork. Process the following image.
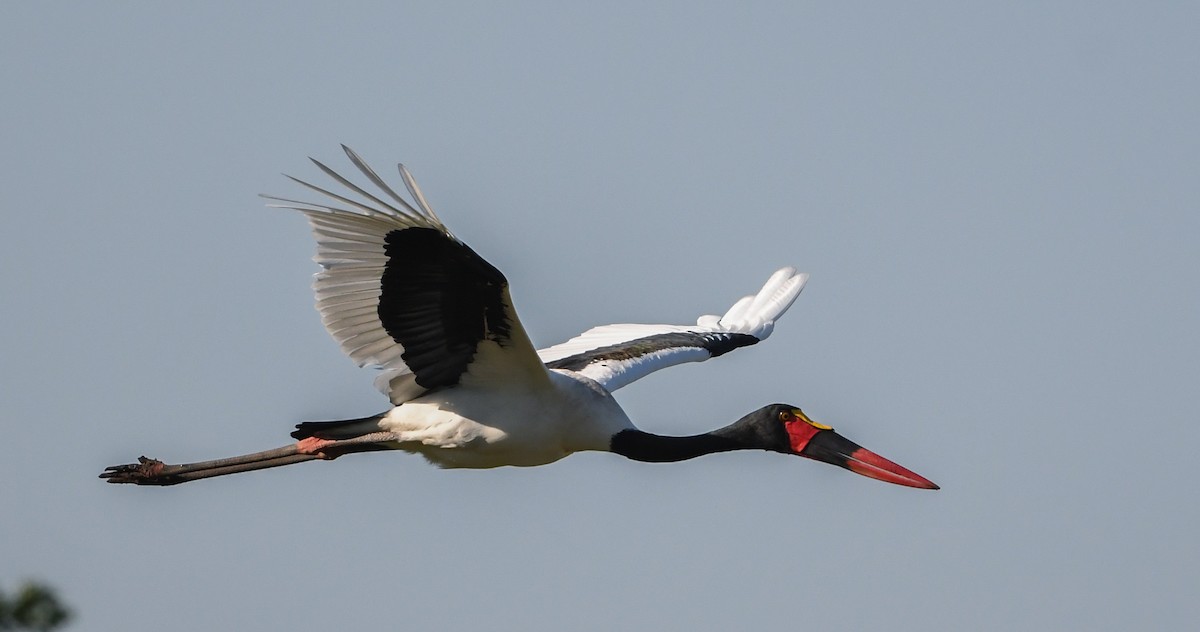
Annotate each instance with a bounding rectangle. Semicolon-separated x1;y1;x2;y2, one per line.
101;147;938;490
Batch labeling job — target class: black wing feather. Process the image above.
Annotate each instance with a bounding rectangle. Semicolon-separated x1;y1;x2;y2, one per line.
380;227;513;389
545;332;758;372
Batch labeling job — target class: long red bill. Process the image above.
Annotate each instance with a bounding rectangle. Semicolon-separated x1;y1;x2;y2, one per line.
800;429;939;490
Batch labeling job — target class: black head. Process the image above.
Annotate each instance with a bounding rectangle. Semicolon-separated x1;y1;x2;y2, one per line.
729;404;939;489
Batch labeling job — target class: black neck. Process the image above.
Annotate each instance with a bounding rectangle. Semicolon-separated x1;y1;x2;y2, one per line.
609;425;764;463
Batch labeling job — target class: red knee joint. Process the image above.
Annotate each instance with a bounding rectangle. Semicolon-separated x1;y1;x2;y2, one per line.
296;437;336;458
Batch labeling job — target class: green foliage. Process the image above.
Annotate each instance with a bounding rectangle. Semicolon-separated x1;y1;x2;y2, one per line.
0;583;71;631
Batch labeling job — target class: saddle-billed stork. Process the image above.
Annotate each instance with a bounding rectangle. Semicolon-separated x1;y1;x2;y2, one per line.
101;147;937;490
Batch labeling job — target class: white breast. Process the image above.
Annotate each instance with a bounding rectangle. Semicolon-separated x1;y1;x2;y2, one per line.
377;370;634;468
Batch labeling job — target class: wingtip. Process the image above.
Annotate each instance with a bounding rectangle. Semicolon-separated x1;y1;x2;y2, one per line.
396;162;415;182
773;267;809;290
710;267;810;337
340;144;363;162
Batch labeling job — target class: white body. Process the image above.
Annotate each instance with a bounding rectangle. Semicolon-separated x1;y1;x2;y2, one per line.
378;370;631;468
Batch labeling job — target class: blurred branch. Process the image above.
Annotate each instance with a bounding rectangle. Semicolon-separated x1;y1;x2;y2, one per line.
0;582;72;631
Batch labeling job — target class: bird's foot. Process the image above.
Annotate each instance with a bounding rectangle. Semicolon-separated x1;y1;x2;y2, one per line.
100;457;175;485
296;437;338;459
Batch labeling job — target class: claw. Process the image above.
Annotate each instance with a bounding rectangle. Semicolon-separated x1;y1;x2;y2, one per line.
99;457;171;484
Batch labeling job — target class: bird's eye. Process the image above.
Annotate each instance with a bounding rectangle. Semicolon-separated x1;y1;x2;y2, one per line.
778;410;793;422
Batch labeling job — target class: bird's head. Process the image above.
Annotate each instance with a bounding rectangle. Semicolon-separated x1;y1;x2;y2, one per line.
736;404;939;489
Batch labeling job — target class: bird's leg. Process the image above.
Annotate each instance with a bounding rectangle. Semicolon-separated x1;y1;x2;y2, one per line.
100;445;317;486
295;432;401;459
101;432;401;486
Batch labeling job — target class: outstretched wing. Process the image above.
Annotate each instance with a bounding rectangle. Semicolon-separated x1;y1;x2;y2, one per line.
538;268;807;391
263;146;549;404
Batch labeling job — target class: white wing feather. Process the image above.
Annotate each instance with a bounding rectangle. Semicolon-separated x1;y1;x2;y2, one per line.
263;148;449;377
264;147;547;404
268;149;806;402
538;268;808;391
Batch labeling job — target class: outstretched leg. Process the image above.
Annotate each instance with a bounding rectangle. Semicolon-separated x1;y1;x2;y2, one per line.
100;432;400;486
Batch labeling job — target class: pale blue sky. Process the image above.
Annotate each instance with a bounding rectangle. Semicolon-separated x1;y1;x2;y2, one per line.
3;3;1198;630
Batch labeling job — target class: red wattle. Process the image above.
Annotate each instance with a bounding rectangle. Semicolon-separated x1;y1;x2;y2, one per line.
785;421;822;453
